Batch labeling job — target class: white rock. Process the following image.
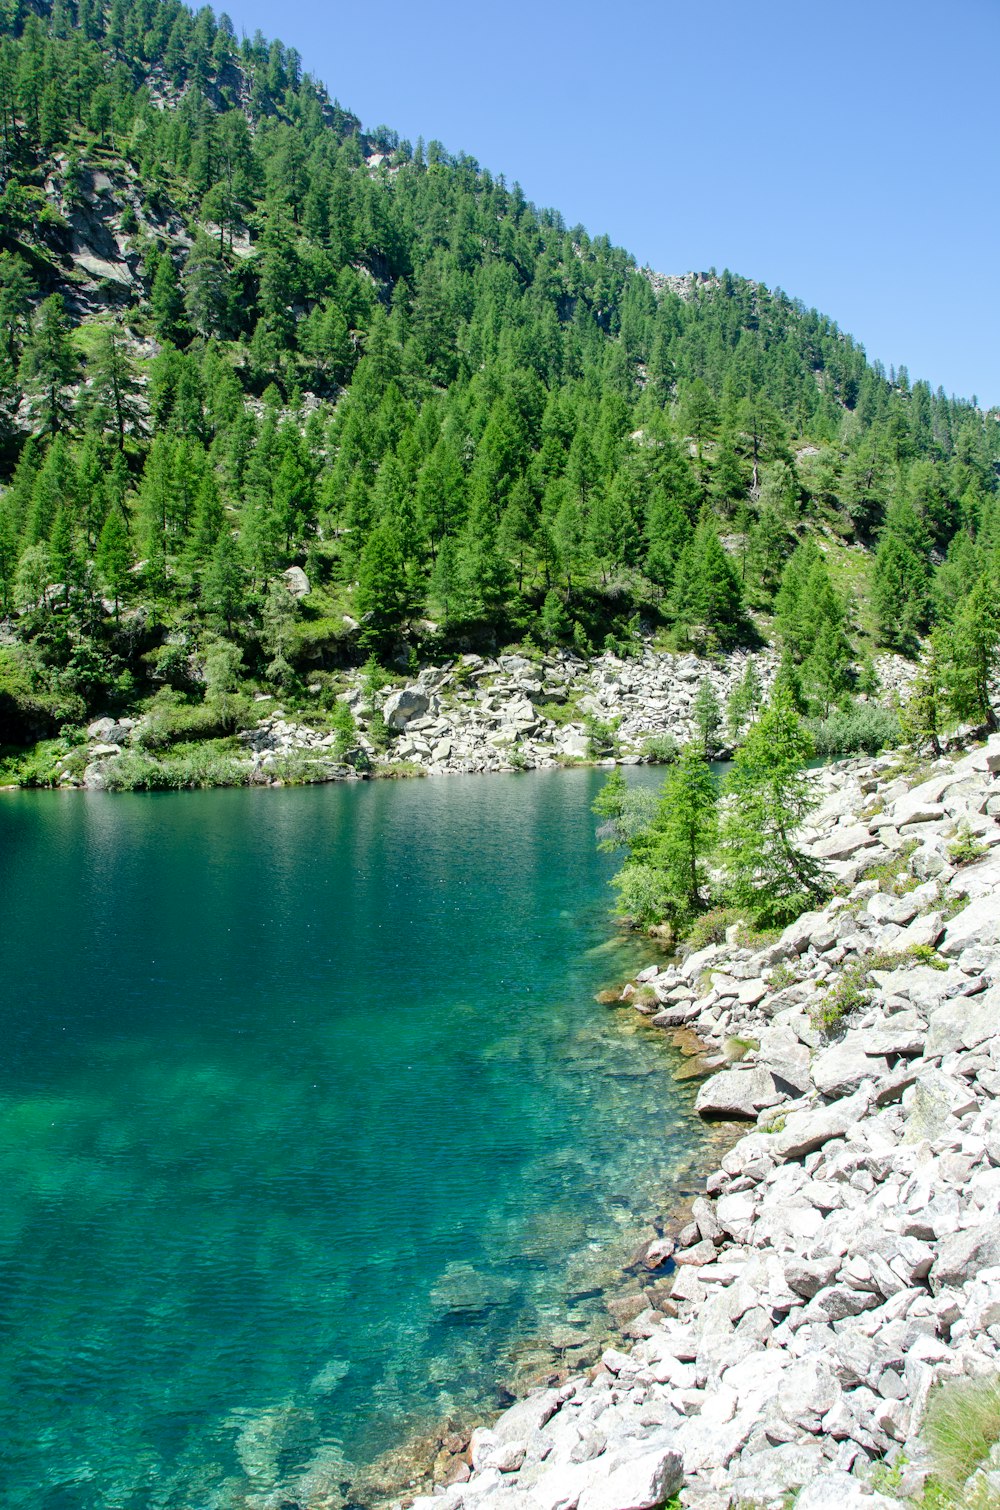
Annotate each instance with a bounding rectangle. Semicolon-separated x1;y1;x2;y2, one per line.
575;1446;683;1510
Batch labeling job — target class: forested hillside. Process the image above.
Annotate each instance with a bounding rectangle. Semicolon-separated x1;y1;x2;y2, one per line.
1;0;999;756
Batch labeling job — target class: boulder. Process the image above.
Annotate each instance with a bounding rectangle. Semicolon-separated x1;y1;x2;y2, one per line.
931;1226;1000;1290
695;1066;785;1120
384;687;431;730
282;565;310;597
867;893;919;927
795;1471;903;1510
903;1070;978;1141
576;1446;683;1510
890;774;955;827
814;826;879;861
952;851;1000;902
940;894;1000;957
811;1038;890;1099
773;1086;874;1160
925;987;1000;1057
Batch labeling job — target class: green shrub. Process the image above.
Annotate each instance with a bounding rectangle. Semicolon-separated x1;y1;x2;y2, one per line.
100;744;246;791
948;823;988;866
642;733;680;764
807;702;901;756
133;689;239;750
812;960;872;1032
583;711;622;757
683;906;740;953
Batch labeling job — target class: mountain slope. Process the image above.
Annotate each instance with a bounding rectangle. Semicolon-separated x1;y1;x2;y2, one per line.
0;0;998;763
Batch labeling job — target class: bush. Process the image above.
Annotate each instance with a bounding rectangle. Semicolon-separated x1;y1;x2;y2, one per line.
948;823;988;866
583;711;621;757
807;702;901;756
100;744;246;790
642;733;680;764
812;960;872;1033
133;689;237;750
683;906;741;952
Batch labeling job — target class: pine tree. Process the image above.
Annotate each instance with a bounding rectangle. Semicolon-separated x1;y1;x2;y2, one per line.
719;688;827;924
941;573;1000;732
151;255;185;344
95;506;132;618
86;326;143;450
900;639;945;755
183;235;231;339
356;521;408;651
201;529;246;633
606;743;718;927
691;676;722;755
19;295;78;437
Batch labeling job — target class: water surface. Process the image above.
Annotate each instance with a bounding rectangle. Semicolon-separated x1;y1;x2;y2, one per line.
0;769;706;1509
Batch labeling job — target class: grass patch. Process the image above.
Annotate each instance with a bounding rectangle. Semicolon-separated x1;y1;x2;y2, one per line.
372;761;426;779
922;1375;1000;1502
855;840;920;896
537;694;584;727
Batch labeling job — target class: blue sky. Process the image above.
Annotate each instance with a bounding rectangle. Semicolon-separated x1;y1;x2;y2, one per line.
224;0;998;407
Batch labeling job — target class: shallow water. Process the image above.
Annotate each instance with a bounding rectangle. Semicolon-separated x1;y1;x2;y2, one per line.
0;768;708;1509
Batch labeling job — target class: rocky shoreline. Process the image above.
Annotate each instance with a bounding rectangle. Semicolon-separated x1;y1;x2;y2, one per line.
63;645;914;790
395;734;1000;1510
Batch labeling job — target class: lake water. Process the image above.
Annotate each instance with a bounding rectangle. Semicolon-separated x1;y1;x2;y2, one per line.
0;769;710;1509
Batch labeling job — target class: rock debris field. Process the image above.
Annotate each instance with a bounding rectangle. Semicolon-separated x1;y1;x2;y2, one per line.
77;647;912;788
404;735;1000;1510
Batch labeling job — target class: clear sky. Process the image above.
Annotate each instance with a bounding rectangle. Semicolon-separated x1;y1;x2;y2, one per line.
223;0;998;407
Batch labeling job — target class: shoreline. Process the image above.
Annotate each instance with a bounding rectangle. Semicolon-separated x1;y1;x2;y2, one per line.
391;734;1000;1510
347;1018;743;1510
1;644;914;793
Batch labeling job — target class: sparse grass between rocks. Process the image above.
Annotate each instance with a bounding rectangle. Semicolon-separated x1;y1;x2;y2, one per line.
921;1374;1000;1506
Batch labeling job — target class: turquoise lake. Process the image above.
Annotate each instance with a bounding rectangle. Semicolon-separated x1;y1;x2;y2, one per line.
0;769;710;1509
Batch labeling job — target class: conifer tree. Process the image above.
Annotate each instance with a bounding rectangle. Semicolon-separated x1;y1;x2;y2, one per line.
19;295;78;437
719;688;826;924
692;677;722;755
95;506;132;619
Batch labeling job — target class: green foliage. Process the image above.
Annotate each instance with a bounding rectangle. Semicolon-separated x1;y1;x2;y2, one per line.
692;676;723;755
683;906;741;952
0;0;994;748
99;743;246;791
641;732;680;764
807;701;901;756
813;960;873;1033
584;712;622;758
921;1375;1000;1502
600;743;719;928
719;688;828;925
948;823;988;866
